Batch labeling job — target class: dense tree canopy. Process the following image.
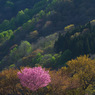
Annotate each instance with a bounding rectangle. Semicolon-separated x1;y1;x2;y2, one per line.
0;0;95;94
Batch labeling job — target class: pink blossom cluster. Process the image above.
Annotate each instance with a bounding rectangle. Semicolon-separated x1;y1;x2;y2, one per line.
17;66;51;91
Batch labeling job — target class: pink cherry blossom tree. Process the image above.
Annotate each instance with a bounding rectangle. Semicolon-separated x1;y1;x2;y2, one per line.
17;66;51;91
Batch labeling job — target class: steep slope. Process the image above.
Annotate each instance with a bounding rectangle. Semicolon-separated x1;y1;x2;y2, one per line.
1;0;95;70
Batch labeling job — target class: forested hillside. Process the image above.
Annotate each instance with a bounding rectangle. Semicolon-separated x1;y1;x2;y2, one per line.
0;0;95;95
54;21;95;57
0;0;44;22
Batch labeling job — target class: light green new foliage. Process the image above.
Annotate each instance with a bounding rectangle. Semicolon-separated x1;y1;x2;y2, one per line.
9;41;32;63
39;54;56;68
18;41;32;57
32;53;43;65
9;47;18;62
0;30;13;44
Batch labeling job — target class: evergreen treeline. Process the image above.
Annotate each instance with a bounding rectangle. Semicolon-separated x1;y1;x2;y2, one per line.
54;21;95;57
